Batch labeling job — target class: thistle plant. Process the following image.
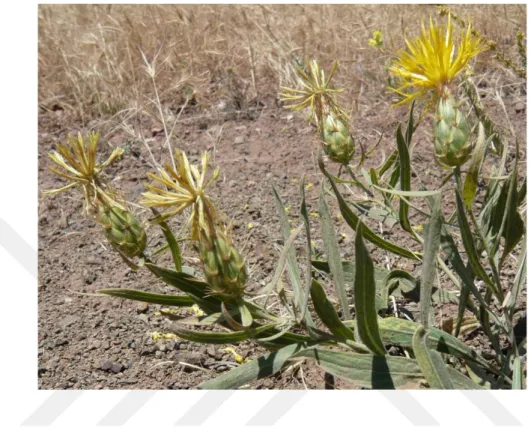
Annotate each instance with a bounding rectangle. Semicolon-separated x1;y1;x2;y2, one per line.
388;15;486;168
45;15;525;390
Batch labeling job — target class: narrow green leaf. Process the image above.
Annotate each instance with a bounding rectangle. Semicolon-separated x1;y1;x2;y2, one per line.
354;221;386;356
440;226;506;330
237;299;253;328
319;183;351;319
412;326;455;389
272;187;304;313
144;262;221;313
152;208;182;272
512;356;522;390
396;124;412;233
172;323;277;344
310;279;355;341
419;194;442;328
322;166;420;260
97;288;194;307
500;166;525;263
463;123;488;209
378;150;397;177
508;237;526;317
405;100;416;145
454;188;498;294
299;179;315;325
373;185;441;197
197;343;307;389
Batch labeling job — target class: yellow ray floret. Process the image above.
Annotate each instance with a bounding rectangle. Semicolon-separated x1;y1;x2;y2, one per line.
388;15;486;105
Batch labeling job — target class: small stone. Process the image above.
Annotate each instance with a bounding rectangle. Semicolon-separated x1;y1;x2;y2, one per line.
136;302;149;314
234;136;245;145
59;315;80;329
54;338;68;347
228;180;237;188
102;341;111;350
83;269;96;285
101;361;123;374
89;339;101;350
515;102;525;113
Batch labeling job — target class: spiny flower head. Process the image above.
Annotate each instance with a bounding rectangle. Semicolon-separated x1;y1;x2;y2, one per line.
141;150;220;240
280;58;347;128
45;132;124;211
388;15;487;106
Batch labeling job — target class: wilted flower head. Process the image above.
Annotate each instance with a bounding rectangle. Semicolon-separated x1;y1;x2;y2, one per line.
388;15;486;105
141;150;220;240
280;58;347;128
45;132;124;211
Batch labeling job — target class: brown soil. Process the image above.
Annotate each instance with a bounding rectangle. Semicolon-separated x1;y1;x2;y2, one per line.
38;76;526;389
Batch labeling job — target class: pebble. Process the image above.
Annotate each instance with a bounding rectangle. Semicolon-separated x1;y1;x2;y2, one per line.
59;315;80;329
234;136;245;145
83;269;97;284
101;361;124;374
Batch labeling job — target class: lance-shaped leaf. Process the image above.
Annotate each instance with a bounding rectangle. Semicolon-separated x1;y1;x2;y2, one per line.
419;194;442;328
172;323;278;344
354;220;386;356
310;279;355;341
396;124;412;233
454;188;498;296
319;183;351;319
152;208;182;272
98;288;194;307
299;179;314;324
144;262;221;313
272;187;308;321
197;343;308;389
412;325;455;389
463;123;488;209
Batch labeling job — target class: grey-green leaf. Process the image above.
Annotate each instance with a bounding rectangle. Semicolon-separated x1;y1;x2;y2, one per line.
97;288;194;307
310;279;355;341
412;325;455;389
197;343;307;389
319;183;351;319
354;220;386;356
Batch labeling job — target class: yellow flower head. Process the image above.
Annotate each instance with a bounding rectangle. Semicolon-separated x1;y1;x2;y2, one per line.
45;132;125;211
388;15;486;105
280;58;347;128
141;150;220;240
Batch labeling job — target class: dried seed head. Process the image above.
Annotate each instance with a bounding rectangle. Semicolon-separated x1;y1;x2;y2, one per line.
45;132;124;212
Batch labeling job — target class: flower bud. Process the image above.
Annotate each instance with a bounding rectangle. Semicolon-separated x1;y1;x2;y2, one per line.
434;97;472;167
198;226;247;299
98;205;147;258
323;114;355;164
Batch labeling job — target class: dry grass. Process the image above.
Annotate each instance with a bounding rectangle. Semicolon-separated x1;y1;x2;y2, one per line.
39;4;526;121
